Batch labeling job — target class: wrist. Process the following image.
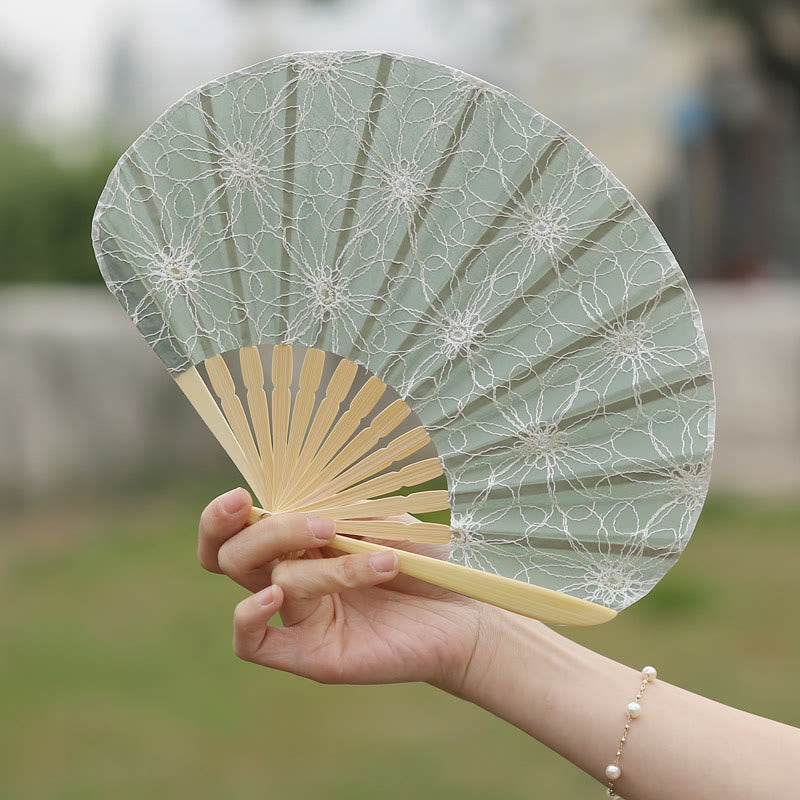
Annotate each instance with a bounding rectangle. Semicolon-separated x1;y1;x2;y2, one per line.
431;603;550;701
439;606;642;784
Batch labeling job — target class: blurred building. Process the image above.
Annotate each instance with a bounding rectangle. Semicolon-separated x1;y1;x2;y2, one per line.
655;11;800;281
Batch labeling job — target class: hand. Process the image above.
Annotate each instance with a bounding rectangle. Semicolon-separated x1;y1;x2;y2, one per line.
198;487;487;690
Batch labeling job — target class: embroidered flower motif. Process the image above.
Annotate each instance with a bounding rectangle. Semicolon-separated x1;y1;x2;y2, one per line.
577;551;658;609
146;76;297;239
276;231;386;356
292;52;344;86
435;308;487;361
354;98;472;255
382;161;428;216
525;501;671;609
448;502;523;573
668;461;710;512
601;319;656;366
515;423;569;468
449;510;485;567
384;280;528;415
218;142;270;195
459;385;614;504
96;182;251;368
305;268;351;322
147;246;202;301
285;51;379;128
517;202;570;256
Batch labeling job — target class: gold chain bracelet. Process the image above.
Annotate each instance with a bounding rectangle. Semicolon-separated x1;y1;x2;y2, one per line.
605;666;657;799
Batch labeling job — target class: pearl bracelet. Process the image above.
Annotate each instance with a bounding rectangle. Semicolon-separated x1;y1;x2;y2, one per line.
605;666;657;799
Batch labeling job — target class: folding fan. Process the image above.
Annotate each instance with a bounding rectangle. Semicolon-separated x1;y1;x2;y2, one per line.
92;51;714;626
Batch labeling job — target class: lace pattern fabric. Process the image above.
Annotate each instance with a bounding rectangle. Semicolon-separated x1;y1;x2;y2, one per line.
93;52;714;610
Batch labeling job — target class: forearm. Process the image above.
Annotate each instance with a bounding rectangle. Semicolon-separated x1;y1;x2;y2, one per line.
448;607;800;799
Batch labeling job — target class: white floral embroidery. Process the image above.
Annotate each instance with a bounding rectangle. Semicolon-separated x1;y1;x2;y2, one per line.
292;52;344;86
381;160;428;217
147;245;202;301
93;52;714;611
517;201;570;256
218;141;270;195
435;308;487;361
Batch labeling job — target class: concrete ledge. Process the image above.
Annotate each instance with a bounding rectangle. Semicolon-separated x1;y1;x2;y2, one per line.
691;282;800;494
0;287;228;504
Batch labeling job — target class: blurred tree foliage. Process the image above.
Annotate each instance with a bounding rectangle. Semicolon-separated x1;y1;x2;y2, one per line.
0;130;116;283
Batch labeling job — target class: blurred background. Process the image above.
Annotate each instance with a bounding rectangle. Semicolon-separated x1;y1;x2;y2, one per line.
1;0;798;797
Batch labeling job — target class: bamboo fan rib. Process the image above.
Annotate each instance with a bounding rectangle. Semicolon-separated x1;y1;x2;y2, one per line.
239;346;275;499
203;345;450;543
278;347;325;501
205;355;271;506
291;458;445;512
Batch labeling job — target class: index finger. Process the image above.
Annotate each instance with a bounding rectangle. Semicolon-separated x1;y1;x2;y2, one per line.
198;487;253;573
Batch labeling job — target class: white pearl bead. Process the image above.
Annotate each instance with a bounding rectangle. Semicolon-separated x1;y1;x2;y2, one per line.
627;701;641;718
605;764;622;781
642;665;657;681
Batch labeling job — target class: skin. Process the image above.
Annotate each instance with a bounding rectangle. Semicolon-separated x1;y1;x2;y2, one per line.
199;487;800;800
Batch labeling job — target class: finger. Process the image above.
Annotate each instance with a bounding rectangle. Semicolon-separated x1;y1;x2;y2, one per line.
198;488;253;573
231;587;320;679
271;549;399;626
232;584;285;662
217;515;336;591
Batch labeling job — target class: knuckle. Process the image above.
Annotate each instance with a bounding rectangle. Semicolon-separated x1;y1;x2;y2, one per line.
197;546;220;573
265;513;306;544
336;555;362;589
200;499;226;533
232;612;250;660
233;600;254;661
216;540;239;577
270;560;290;588
199;498;241;550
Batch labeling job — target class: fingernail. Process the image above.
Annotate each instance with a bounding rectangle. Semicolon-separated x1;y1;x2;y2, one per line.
222;487;246;514
369;551;398;574
258;586;276;606
307;517;335;541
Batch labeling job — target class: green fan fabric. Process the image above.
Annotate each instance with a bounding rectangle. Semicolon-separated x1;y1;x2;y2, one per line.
93;51;714;610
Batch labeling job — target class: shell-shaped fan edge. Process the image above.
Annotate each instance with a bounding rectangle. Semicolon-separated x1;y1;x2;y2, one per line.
92;51;715;613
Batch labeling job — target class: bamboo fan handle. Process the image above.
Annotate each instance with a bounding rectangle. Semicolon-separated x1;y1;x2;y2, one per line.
243;507;615;625
329;535;616;626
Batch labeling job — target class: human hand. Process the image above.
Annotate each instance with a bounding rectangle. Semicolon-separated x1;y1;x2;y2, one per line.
198;487;488;690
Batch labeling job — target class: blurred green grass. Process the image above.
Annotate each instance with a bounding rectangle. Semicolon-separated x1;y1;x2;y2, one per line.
1;487;798;798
